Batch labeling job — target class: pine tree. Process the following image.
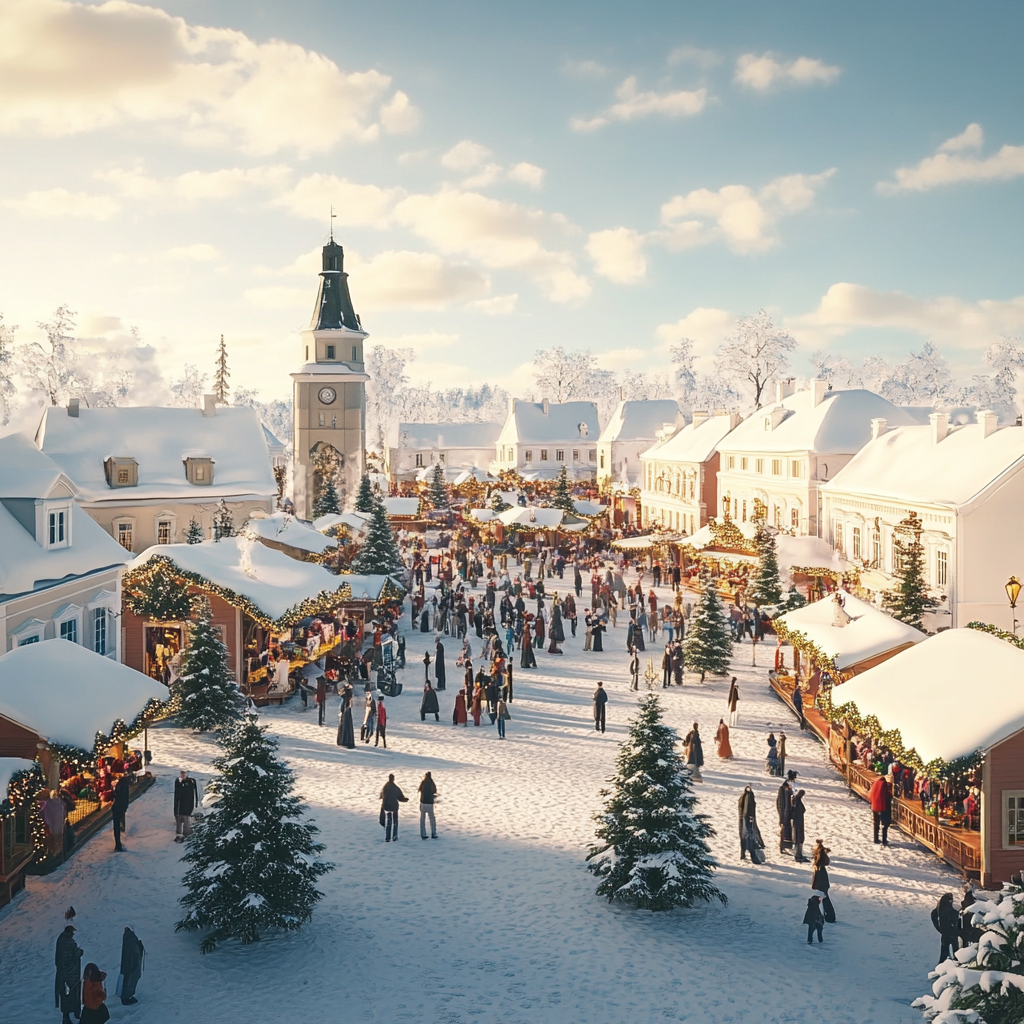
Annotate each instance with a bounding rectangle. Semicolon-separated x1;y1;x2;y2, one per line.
429;462;449;509
490;490;511;514
186;517;205;544
213;334;230;404
313;476;341;518
885;511;934;630
749;527;782;606
171;598;247;733
683;577;735;681
175;714;332;953
214;500;234;540
551;464;576;515
587;693;726;911
352;495;404;575
782;585;806;611
353;474;375;514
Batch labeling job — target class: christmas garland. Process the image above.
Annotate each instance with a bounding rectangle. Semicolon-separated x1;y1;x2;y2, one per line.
966;620;1024;651
706;515;757;554
790;565;862;586
770;620;838;672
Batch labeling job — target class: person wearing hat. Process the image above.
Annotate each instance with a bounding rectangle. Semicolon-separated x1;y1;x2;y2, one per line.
791;789;808;862
776;771;797;855
869;770;893;846
173;769;200;844
54;924;83;1024
80;962;109;1023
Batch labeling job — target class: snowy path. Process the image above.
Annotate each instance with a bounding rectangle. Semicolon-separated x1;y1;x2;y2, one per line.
0;583;955;1023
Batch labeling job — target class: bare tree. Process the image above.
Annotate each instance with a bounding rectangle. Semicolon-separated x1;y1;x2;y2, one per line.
213;334;230;404
532;346;613;403
670;338;697;412
19;304;91;406
0;313;16;425
171;364;209;407
714;309;796;408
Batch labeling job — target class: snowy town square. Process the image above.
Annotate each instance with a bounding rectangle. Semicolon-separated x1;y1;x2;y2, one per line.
1;4;1023;1024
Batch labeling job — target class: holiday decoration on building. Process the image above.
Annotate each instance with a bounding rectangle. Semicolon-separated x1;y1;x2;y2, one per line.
587;693;725;911
214;500;235;540
123;560;195;621
683;576;735;681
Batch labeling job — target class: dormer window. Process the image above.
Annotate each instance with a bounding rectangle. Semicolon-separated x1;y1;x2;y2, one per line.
578;423;589;437
184;456;214;486
43;503;72;549
104;457;138;488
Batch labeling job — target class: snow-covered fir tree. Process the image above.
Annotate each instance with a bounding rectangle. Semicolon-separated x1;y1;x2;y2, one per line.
312;476;341;518
490;490;512;513
172;598;246;733
353;474;375;514
683;576;735;681
429;462;449;509
551;465;576;515
214;499;234;540
885;511;934;630
176;713;332;953
352;495;404;575
749;527;782;606
185;517;205;544
782;585;807;611
587;693;726;911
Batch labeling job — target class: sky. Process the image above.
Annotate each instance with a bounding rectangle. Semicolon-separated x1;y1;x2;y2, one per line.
0;0;1022;411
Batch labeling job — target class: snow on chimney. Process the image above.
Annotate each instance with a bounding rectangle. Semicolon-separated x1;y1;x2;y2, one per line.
67;398;80;418
978;409;999;439
929;411;949;444
775;378;797;403
811;379;828;407
541;398;550;416
202;394;216;418
870;417;887;440
691;410;709;428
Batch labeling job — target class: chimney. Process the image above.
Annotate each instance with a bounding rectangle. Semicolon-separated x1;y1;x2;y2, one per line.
812;379;829;407
775;379;797;404
870;417;887;440
541;398;550;416
929;411;949;444
691;410;709;428
728;412;742;429
769;407;787;430
202;394;216;418
67;398;80;418
978;409;999;439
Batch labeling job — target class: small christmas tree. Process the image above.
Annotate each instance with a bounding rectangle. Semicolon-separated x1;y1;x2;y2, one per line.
175;714;332;952
749;527;782;607
214;500;234;540
351;495;404;575
490;490;511;514
186;517;205;544
213;334;230;404
172;598;246;733
885;511;934;630
551;465;575;515
587;693;726;911
782;585;806;611
429;462;449;509
353;474;375;514
683;576;735;681
313;476;341;518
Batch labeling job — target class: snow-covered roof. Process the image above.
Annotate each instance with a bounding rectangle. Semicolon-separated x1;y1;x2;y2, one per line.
776;535;847;581
335;573;401;602
776;592;925;671
453;468;494;485
0;640;167;749
0;757;36;799
822;421;1024;509
383;497;420;517
469;508;495;522
719;388;925;455
314;511;370;536
598;400;680;444
397;422;502;449
838;629;1024;761
497;400;601;445
573;499;608;517
262;424;286;456
244;513;338;555
642;413;739;465
0;432;75;499
498;506;565;529
37;405;277;503
684;520;759;551
129;537;350;622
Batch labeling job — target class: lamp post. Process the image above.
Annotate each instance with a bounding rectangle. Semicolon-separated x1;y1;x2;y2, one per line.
1007;576;1022;634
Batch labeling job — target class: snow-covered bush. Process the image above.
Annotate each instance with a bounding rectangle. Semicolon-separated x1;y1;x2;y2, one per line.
914;887;1024;1024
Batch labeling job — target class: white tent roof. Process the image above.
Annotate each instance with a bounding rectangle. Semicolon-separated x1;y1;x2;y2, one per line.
497;506;564;529
683;520;759;551
838;629;1024;762
470;508;496;522
383;497;420;517
335;573;401;602
573;499;608;517
0;640;167;749
313;511;370;536
244;512;338;555
776;592;925;670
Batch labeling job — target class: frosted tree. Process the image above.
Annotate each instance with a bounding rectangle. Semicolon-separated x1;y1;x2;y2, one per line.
365;345;412;454
172;598;246;733
428;462;450;509
881;342;957;406
214;500;235;540
693;373;743;413
714;309;797;408
352;496;404;575
885;511;934;630
185;517;205;544
235;389;294;447
670;338;698;413
172;364;209;408
551;465;576;515
809;350;855;390
749;528;782;606
176;714;332;953
0;314;17;425
18;304;91;406
683;577;735;680
532;346;614;403
618;369;673;402
213;335;230;404
961;336;1024;422
353;475;376;514
587;693;726;911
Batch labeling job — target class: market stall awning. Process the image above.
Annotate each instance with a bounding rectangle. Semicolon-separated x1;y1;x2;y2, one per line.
383;497;420;518
244;512;339;555
497;506;564;529
313;511;371;537
837;628;1024;763
336;572;406;602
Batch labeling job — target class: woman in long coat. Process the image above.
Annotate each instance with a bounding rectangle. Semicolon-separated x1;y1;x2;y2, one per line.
811;839;831;893
591;618;605;652
434;640;446;691
738;786;762;861
715;718;733;758
791;789;807;861
521;623;537;668
727;676;739;726
549;597;565;643
471;681;484;726
361;693;377;743
534;612;546;647
684;722;704;780
420;681;440;722
453;689;468;725
338;700;355;748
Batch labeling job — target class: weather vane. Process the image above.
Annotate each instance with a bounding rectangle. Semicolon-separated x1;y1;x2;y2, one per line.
329;205;336;241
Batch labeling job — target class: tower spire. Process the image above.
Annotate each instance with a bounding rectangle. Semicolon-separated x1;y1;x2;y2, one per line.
329;206;336;242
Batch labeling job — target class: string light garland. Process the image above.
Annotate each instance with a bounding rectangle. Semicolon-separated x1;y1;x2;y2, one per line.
966;620;1024;651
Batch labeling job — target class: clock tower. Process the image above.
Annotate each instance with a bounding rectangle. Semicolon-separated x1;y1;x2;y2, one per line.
291;235;369;519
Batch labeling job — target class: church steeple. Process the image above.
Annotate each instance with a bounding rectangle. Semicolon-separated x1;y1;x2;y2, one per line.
310;237;361;332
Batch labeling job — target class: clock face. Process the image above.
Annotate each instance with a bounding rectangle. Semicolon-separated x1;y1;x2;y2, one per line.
318;387;337;405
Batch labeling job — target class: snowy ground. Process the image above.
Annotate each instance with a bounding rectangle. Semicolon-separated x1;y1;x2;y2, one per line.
0;579;956;1024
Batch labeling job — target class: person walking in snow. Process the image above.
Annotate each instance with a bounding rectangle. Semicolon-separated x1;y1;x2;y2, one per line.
337;696;355;748
870;771;893;845
727;677;739;727
80;962;108;1024
932;893;960;963
593;681;608;733
118;926;144;1006
738;786;762;862
777;731;788;777
453;688;468;726
661;646;672;688
420;680;440;722
811;840;831;893
435;638;446;691
683;723;704;781
315;675;327;726
803;896;825;945
173;769;200;843
379;773;408;842
112;774;129;852
777;772;796;854
374;696;388;748
628;647;640;691
765;733;779;776
715;719;733;759
496;695;510;739
418;772;438;840
591;616;606;652
54;924;83;1024
361;691;377;743
791;789;808;862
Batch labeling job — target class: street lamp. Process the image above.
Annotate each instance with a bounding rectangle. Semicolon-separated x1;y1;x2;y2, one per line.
1007;576;1021;634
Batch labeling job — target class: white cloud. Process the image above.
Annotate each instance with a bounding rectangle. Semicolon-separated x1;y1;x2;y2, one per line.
654;307;736;359
166;243;220;261
878;124;1024;193
587;227;647;283
657;169;836;253
348;250;490;310
441;143;544;190
734;53;841;91
97;165;291;202
274;174;403;228
3;187;120;220
0;0;410;154
441;140;493;172
508;163;546;189
561;58;609;79
571;76;707;132
469;294;519;315
461;164;504;189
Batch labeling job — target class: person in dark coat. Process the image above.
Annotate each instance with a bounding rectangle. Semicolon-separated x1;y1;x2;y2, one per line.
118;926;144;1006
112;774;130;851
593;682;608;733
574;565;583;598
811;839;831;893
738;786;761;861
379;773;408;842
338;697;356;747
434;639;446;691
683;723;704;780
791;789;807;862
776;774;795;854
564;592;577;636
629;648;640;691
55;924;83;1024
520;624;537;668
803;896;825;944
591;618;605;652
503;660;513;702
423;651;432;684
933;893;961;963
173;769;199;843
453;689;468;725
418;771;438;839
420;681;440;722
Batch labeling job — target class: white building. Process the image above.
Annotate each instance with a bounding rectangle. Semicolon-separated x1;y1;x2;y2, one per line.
0;433;129;655
640;411;741;535
596;399;681;488
715;380;924;536
36;400;278;553
492;399;601;480
821;411;1024;628
388;422;502;484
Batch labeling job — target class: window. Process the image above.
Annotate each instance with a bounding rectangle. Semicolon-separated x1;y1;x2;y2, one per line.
305;346;309;361
540;450;548;461
117;468;129;484
790;508;799;529
771;459;781;476
755;458;764;474
525;450;533;462
892;537;903;573
937;549;948;586
352;345;358;361
93;607;108;655
835;524;844;554
18;636;39;646
740;457;748;471
852;527;862;560
105;457;138;488
774;506;781;527
728;455;736;470
48;510;66;545
117;523;133;552
599;452;605;469
741;499;747;522
556;450;565;462
319;412;326;427
438;453;445;464
791;460;802;478
59;619;78;643
873;532;881;567
589;449;596;463
1005;792;1024;848
184;457;214;485
325;344;336;359
723;496;731;516
572;449;579;462
157;520;172;545
415;453;424;468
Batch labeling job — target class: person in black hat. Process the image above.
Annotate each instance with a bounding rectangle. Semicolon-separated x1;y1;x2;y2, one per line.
54;924;83;1024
